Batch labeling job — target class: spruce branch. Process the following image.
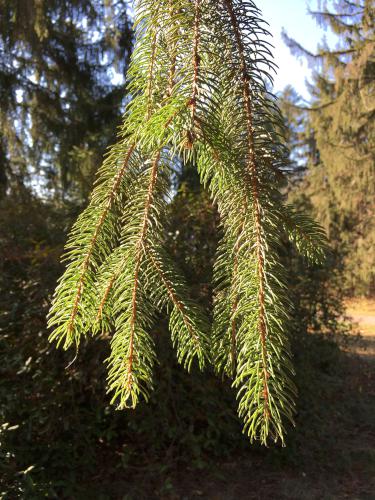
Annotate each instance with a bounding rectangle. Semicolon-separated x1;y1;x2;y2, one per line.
48;0;327;445
48;141;137;349
221;0;273;436
281;204;329;264
148;246;210;370
105;149;166;408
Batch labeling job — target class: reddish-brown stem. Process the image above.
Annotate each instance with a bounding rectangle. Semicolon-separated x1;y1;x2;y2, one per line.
223;0;270;418
147;31;158;119
96;273;117;323
191;0;201;119
230;235;241;376
185;0;201;148
127;151;161;389
167;53;177;98
148;251;199;346
166;1;178;98
67;144;135;337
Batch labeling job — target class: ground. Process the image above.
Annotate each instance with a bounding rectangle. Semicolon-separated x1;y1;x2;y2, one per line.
165;299;375;499
345;298;375;360
7;299;374;499
106;300;375;499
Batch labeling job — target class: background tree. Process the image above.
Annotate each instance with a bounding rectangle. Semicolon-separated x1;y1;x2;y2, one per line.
283;0;375;296
0;0;132;201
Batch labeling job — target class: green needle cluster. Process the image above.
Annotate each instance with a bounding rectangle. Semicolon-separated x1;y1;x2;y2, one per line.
48;0;327;445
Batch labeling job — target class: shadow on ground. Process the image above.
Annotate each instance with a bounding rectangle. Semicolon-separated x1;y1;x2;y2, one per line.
90;338;375;500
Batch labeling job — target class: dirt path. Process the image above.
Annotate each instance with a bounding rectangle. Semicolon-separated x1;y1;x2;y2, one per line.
346;298;375;359
350;314;375;326
345;298;375;330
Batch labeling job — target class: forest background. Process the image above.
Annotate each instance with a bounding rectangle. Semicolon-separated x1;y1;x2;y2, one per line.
0;0;374;498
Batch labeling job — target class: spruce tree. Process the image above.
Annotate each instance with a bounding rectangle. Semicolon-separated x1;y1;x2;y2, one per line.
283;0;375;295
0;0;132;200
48;0;327;445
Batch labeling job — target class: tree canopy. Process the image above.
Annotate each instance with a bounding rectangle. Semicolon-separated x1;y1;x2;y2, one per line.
0;0;132;200
282;0;375;295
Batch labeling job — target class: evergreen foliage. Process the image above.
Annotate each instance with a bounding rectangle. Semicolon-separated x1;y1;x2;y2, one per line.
0;0;132;200
48;0;327;445
282;0;375;296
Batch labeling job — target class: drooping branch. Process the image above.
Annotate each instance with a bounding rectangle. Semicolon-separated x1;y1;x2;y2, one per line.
49;0;327;445
48;141;136;348
69;144;135;333
223;0;270;418
127;151;161;393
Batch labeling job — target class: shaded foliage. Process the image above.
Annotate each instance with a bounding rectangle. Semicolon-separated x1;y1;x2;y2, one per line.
0;171;352;497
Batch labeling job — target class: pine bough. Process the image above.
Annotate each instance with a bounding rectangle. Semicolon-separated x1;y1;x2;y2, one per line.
48;0;327;445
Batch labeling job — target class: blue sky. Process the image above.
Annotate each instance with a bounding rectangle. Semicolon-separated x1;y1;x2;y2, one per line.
258;0;336;98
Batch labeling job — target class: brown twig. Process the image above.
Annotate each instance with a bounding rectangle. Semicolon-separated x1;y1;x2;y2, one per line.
186;0;202;148
127;151;161;390
223;0;270;418
67;144;135;338
148;250;199;346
